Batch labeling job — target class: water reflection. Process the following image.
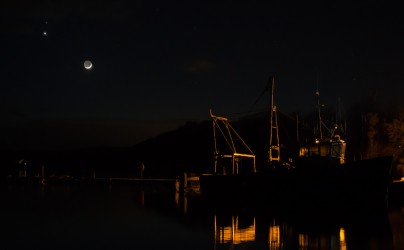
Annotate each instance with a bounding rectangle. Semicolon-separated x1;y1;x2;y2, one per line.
169;189;397;250
340;228;347;250
389;205;404;249
210;213;349;250
268;220;282;250
214;214;256;245
293;227;347;250
3;182;404;250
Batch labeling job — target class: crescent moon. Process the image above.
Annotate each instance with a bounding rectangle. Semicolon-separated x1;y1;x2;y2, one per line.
84;60;93;70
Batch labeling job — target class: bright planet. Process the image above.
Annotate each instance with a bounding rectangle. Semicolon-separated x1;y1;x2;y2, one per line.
84;60;93;70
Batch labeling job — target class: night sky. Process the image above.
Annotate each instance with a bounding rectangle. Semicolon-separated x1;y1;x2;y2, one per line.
1;1;403;150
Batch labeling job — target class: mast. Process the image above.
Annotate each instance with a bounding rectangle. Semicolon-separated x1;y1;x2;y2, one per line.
269;76;280;163
315;89;323;141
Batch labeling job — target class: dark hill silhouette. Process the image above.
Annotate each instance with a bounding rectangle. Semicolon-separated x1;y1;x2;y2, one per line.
131;120;213;178
1;111;311;180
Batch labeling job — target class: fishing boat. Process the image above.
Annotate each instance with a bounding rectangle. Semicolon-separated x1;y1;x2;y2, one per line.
199;77;393;206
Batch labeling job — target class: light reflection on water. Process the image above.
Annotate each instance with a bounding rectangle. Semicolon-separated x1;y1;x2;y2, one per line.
209;212;349;250
2;182;404;249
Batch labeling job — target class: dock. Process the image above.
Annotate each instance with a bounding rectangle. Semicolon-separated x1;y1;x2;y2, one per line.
5;174;200;194
93;176;200;194
88;177;178;191
95;177;176;184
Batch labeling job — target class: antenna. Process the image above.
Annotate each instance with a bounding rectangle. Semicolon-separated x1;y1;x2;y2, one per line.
316;89;323;141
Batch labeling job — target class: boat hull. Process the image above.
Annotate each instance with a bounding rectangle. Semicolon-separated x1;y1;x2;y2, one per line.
199;156;393;206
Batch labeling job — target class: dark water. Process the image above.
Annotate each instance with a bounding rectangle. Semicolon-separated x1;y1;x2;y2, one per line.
2;182;404;250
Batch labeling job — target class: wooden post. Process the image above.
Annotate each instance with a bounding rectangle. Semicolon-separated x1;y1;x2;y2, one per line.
140;163;145;178
183;172;188;190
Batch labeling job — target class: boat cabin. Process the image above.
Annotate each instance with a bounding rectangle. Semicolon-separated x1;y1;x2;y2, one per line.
299;135;346;164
